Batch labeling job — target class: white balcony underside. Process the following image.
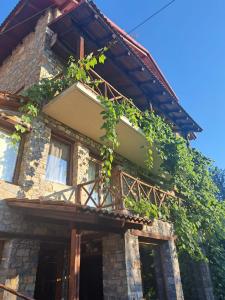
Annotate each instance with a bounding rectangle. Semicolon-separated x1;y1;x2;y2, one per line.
43;82;161;174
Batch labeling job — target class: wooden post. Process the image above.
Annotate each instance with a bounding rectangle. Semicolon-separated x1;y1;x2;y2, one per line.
69;229;81;300
77;36;85;59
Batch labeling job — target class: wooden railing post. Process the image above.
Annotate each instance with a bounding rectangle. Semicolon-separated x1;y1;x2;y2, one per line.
69;229;81;300
111;166;124;210
119;170;126;210
0;284;34;300
76;185;81;205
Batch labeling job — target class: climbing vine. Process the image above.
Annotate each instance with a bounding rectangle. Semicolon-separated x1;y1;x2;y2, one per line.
11;48;108;143
13;51;225;296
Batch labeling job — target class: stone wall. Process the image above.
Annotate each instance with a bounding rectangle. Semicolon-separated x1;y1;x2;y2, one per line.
0;9;62;93
1;240;39;300
125;232;144;299
102;232;143;300
160;240;184;300
18;118;52;199
103;223;184;300
181;258;215;300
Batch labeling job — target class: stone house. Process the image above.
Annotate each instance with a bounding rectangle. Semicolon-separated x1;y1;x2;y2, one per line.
0;0;214;299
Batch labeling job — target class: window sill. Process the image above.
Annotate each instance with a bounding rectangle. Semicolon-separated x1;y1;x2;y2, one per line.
0;180;20;199
45;179;71;188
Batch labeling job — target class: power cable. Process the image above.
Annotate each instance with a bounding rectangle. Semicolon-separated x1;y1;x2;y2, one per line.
0;4;55;36
128;0;176;34
0;0;176;39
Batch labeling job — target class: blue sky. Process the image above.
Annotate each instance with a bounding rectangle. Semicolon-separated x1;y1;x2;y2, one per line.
1;0;225;168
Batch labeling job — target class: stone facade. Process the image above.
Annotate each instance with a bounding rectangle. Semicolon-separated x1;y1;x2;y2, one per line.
192;261;215;300
0;9;62;93
160;240;184;300
18;118;52;199
102;223;184;300
0;7;186;300
102;232;143;300
1;240;39;300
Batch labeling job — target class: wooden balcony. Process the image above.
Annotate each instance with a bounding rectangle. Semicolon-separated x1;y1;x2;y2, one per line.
84;68;133;105
43;71;161;173
43;171;176;212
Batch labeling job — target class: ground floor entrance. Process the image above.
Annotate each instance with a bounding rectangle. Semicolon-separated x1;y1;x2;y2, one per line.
0;198;183;300
139;242;167;300
80;240;103;300
34;243;65;300
34;238;103;300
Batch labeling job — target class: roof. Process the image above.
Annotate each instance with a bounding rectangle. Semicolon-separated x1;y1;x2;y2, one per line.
0;0;186;100
6;198;153;227
0;0;54;64
0;0;202;136
49;0;202;135
106;17;178;99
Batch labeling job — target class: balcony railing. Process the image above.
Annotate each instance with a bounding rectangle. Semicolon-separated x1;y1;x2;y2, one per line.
85;69;134;106
0;284;34;300
44;171;176;211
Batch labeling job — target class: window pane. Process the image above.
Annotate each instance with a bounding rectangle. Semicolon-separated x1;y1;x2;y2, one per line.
87;160;100;207
0;130;19;182
86;160;112;208
46;137;70;185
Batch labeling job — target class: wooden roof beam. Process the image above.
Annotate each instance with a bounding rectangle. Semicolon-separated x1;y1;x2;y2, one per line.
114;51;131;59
79;13;99;26
139;79;157;87
61;16;194;131
127;66;145;74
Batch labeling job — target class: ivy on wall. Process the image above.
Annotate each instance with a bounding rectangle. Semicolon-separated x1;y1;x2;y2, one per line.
12;52;225;296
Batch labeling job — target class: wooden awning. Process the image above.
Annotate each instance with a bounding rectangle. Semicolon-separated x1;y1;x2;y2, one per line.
6;198;152;232
0;91;31;130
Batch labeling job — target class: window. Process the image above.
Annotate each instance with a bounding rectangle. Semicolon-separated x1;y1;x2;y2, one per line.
46;136;71;185
87;159;101;207
87;158;112;208
0;128;20;183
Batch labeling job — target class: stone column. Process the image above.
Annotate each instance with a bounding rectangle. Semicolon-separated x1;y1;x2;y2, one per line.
125;231;143;299
160;240;184;300
102;231;143;300
0;239;40;299
190;259;215;300
18;118;51;199
72;142;90;186
72;142;90;205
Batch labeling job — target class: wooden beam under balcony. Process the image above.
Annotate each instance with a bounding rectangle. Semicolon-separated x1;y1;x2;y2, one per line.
5;198;146;231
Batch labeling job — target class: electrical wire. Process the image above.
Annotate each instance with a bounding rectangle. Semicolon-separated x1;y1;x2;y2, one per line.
0;0;176;38
0;4;55;36
128;0;176;34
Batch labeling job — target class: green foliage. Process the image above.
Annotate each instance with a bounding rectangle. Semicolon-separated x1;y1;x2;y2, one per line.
12;48;108;144
211;167;225;201
125;197;159;219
